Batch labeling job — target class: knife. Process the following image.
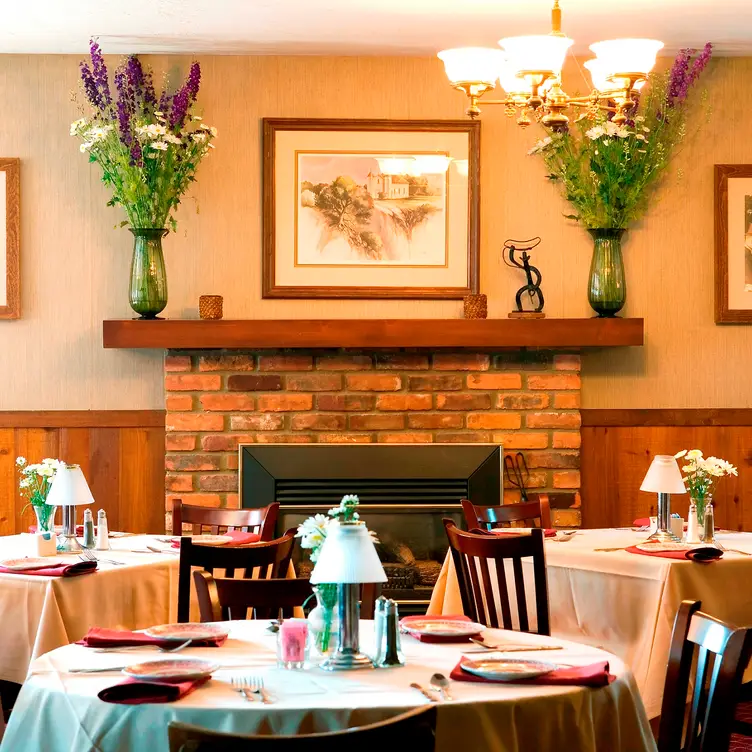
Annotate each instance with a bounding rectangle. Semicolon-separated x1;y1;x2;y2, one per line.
410;682;438;702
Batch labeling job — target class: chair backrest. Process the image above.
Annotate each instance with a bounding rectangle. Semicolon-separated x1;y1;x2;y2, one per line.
193;571;314;621
171;500;279;540
443;519;550;635
177;528;296;622
168;706;437;751
658;600;752;752
461;496;552;531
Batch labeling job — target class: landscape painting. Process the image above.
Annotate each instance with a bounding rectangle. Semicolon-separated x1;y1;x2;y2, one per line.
296;153;447;267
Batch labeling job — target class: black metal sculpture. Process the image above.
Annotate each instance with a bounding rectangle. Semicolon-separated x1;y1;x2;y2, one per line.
502;237;545;316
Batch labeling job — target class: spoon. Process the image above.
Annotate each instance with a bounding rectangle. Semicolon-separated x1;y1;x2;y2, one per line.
430;672;452;701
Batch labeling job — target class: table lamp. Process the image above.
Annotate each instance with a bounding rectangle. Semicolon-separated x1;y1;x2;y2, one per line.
310;522;387;670
46;464;95;552
640;455;686;543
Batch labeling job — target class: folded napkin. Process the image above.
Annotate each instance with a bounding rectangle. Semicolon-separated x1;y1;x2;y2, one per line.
625;545;723;563
489;528;557;538
400;614;478;643
170;530;262;549
0;560;97;578
77;627;227;649
98;676;210;704
450;658;614;688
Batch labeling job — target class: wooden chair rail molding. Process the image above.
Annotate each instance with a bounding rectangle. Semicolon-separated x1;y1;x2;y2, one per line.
102;318;644;350
581;408;752;531
0;410;166;535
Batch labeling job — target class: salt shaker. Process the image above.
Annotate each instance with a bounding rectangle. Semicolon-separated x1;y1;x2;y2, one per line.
703;504;716;545
96;509;110;550
82;509;95;549
375;599;405;668
685;503;702;544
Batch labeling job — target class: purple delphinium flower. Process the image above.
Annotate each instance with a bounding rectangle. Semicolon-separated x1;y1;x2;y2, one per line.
79;61;102;111
88;39;112;108
686;42;713;90
169;62;201;130
114;66;134;147
130;141;143;167
667;48;692;108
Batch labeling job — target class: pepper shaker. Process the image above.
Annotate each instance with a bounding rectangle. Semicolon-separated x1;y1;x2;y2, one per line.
372;596;389;666
375;599;405;668
82;509;95;549
703;504;716;545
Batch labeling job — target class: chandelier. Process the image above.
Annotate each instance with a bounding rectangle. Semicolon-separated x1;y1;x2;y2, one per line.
438;1;663;131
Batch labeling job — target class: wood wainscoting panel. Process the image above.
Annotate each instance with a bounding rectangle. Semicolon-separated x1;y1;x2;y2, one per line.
0;411;165;534
581;410;751;530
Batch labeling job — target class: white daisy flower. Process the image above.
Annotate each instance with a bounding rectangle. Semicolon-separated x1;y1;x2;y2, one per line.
150;141;169;151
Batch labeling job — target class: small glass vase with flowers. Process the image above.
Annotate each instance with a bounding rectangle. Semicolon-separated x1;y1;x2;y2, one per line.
674;449;737;528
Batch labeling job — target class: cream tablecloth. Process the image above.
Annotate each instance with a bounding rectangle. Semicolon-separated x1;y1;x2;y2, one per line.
0;534;184;684
1;620;656;752
428;528;752;717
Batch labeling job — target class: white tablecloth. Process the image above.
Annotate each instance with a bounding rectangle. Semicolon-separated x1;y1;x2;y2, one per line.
428;528;752;717
1;620;656;752
0;535;182;684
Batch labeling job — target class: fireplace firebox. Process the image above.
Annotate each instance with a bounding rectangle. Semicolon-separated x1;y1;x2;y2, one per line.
239;444;502;613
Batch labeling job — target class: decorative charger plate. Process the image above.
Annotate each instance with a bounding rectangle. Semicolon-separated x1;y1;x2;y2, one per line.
403;618;485;637
179;534;232;547
461;656;556;681
635;541;694;552
0;557;61;571
122;658;219;683
144;623;230;641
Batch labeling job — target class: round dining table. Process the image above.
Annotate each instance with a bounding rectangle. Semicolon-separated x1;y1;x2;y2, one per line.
2;620;656;752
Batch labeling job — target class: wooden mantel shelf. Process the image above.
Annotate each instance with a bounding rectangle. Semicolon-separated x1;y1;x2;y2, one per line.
102;318;644;350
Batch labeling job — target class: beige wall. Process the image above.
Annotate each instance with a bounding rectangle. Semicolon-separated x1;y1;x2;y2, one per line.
0;54;750;409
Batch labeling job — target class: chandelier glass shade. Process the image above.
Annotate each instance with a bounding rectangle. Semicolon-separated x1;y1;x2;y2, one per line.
438;1;664;129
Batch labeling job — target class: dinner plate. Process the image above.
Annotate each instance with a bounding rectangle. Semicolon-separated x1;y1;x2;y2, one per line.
461;656;556;681
122;658;219;683
0;557;61;571
143;623;230;641
635;541;694;552
402;618;485;637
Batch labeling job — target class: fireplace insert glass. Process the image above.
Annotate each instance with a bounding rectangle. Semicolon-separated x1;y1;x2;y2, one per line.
239;444;502;613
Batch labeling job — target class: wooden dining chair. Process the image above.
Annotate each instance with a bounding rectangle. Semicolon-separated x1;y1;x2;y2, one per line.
193;571;314;621
461;496;552;531
443;519;550;635
177;528;296;622
167;706;437;751
657;599;752;752
171;499;279;540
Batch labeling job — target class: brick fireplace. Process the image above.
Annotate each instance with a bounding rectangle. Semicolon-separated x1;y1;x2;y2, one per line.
163;349;582;531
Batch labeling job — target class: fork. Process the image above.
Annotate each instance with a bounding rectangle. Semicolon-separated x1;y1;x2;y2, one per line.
232;676;257;702
247;675;273;704
78;550;125;566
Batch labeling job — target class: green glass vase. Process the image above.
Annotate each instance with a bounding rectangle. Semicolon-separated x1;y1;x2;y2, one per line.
129;228;168;319
587;228;626;317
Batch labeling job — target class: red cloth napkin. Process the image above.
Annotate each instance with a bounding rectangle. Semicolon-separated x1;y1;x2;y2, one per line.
0;560;97;577
98;676;210;704
400;614;480;643
450;658;614;688
77;627;227;649
490;528;557;538
625;545;723;563
171;530;262;549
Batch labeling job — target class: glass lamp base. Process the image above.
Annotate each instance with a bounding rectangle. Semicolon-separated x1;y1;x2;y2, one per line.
57;534;82;552
319;650;374;671
645;528;682;544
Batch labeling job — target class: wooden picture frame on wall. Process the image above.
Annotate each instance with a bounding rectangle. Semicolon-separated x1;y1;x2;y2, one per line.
715;164;752;323
262;118;480;299
0;158;20;319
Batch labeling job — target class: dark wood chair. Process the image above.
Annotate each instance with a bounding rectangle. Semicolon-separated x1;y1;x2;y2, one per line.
193;571;314;621
177;528;296;622
167;706;437;751
461;496;552;531
657;600;752;752
171;499;279;540
443;519;550;635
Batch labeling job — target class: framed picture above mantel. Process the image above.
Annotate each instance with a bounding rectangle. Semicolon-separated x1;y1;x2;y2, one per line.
0;158;20;319
715;164;752;323
262;118;480;299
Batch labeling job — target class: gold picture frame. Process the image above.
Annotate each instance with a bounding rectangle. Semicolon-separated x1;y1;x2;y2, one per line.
262;119;480;299
0;158;20;319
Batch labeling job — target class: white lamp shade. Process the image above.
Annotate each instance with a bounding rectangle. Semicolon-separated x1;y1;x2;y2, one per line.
437;47;503;86
375;157;416;176
499;35;573;75
640;455;687;494
410;155;452;175
46;464;95;506
498;60;533;96
310;524;387;585
589;39;664;78
453;159;469;177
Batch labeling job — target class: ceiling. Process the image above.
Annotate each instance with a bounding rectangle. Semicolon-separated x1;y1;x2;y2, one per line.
3;0;752;56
